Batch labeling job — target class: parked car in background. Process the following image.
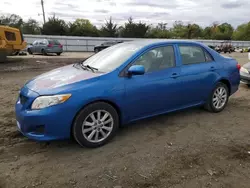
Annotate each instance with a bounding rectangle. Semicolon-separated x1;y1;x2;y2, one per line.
27;39;63;55
235;47;244;53
94;41;123;53
240;63;250;87
15;40;240;148
216;42;234;53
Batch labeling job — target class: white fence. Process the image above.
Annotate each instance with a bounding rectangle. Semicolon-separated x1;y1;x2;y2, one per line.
23;34;250;52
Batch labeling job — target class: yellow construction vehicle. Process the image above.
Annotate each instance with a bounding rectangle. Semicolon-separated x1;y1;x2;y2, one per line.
0;25;27;62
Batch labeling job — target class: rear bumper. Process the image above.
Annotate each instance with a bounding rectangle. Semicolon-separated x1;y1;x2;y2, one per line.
45;48;63;53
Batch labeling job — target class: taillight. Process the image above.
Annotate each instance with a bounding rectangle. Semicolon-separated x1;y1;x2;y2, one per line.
47;44;53;47
237;64;241;70
59;44;63;48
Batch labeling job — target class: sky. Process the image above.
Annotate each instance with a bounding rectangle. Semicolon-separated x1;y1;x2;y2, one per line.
1;0;250;28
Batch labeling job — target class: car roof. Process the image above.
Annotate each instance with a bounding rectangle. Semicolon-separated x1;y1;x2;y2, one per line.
123;39;204;47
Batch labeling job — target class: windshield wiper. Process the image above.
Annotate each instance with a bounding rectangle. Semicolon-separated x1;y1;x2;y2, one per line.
81;64;98;72
73;61;88;70
73;61;98;72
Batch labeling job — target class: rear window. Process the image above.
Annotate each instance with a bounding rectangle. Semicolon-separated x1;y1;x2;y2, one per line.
48;40;60;45
5;31;16;41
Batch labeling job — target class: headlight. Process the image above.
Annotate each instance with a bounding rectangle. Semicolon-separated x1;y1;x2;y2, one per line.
31;94;71;110
240;67;249;74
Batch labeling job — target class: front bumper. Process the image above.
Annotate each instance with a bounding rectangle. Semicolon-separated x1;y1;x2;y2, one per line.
15;87;75;141
240;72;250;84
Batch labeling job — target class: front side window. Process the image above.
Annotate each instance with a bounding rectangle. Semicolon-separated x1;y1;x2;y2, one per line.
133;46;175;73
5;31;16;41
179;45;207;65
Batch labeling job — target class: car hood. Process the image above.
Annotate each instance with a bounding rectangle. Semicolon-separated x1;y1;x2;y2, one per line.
243;62;250;70
25;64;103;93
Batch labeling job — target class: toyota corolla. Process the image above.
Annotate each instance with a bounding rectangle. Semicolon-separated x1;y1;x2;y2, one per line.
15;40;241;148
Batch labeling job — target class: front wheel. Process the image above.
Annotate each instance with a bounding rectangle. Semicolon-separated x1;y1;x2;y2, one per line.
73;102;119;148
205;82;229;113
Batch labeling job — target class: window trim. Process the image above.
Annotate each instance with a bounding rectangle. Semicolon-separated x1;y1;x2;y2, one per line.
119;44;176;77
178;44;214;66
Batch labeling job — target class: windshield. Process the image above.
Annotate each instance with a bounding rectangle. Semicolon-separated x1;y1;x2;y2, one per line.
83;43;144;72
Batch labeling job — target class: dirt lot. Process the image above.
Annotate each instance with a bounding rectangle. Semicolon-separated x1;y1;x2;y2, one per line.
0;53;250;188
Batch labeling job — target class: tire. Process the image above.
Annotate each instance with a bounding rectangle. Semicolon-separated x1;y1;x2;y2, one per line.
94;48;99;53
204;82;229;113
247;84;250;88
73;102;119;148
41;49;47;55
56;52;61;56
27;48;32;55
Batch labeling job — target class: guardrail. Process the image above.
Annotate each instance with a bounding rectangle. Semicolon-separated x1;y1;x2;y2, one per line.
23;34;250;52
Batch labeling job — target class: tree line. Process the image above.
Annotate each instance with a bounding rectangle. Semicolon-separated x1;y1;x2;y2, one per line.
1;14;250;41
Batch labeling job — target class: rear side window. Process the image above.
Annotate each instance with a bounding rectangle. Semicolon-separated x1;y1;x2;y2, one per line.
48;40;60;45
204;50;213;62
5;31;16;41
179;45;213;65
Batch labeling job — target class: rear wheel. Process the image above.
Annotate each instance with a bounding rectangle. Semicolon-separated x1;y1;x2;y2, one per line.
73;102;119;148
27;48;32;54
56;52;61;56
205;82;229;113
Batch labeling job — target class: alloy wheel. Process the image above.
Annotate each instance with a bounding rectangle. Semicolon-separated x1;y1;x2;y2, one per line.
212;87;228;109
82;110;114;143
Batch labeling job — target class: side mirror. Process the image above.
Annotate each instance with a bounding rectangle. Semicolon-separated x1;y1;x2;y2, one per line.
127;65;145;76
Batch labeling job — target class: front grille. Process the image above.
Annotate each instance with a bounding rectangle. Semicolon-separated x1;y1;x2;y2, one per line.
20;94;28;105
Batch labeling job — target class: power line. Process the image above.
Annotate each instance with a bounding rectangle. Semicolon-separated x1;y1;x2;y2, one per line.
41;0;46;24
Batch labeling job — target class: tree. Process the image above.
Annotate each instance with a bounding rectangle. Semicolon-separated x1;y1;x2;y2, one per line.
69;19;99;37
146;23;171;38
41;16;68;35
120;17;149;38
22;19;41;34
233;22;250;41
214;23;234;40
171;21;187;38
186;23;203;39
203;26;213;39
100;17;117;37
0;14;23;28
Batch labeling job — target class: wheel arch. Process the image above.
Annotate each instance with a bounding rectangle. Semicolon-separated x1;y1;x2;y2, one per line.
218;78;231;95
70;99;122;137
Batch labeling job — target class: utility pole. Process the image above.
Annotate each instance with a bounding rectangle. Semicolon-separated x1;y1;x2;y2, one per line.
41;0;46;24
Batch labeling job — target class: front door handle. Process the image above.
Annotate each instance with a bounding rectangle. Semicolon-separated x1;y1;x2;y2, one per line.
171;73;179;78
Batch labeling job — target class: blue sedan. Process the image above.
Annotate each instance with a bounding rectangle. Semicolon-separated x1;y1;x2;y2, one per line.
15;40;241;147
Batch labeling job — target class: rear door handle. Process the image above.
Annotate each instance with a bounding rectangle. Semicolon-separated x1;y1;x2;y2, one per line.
171;73;179;78
210;66;216;71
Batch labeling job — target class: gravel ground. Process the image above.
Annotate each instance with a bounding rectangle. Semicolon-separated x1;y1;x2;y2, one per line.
0;53;250;188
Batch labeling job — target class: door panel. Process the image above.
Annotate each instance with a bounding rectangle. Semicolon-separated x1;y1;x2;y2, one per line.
178;62;219;105
122;45;183;120
177;44;220;106
124;67;182;120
